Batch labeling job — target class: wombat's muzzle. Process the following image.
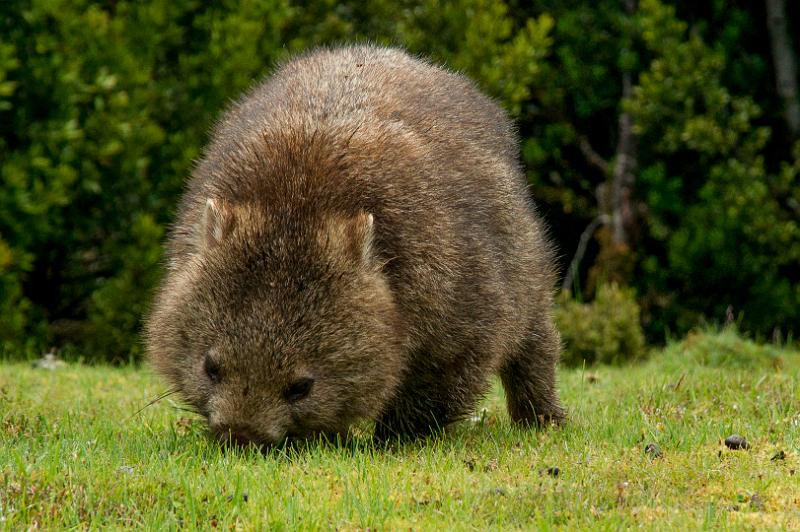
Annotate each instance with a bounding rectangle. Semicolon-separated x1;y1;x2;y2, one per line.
211;423;267;448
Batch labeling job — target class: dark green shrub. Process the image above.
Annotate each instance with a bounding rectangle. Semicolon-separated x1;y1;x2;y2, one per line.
0;0;553;362
2;0;798;361
556;284;646;366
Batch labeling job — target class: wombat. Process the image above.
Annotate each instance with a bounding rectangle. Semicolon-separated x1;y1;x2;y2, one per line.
145;45;564;446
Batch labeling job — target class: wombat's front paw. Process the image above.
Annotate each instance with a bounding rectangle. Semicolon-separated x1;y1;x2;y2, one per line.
509;402;566;429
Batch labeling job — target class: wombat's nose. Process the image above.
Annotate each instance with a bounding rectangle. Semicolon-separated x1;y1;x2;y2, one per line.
212;423;260;447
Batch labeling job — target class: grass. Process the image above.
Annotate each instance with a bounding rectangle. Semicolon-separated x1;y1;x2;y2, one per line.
1;329;798;530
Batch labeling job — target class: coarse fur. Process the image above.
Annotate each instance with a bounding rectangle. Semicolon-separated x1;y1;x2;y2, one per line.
145;44;565;446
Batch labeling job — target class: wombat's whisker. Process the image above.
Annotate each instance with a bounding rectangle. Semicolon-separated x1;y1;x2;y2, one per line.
170;405;201;415
127;388;180;420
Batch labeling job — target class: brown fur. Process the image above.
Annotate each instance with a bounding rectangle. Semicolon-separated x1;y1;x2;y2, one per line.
145;44;564;446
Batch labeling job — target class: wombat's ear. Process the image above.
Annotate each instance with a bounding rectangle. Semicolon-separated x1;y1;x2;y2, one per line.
200;198;236;250
352;211;375;263
322;211;375;264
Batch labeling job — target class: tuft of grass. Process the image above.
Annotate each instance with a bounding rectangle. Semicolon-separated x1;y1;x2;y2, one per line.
1;331;798;529
661;327;787;370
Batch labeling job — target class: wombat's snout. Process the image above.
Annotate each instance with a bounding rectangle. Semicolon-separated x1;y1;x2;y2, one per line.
211;422;269;447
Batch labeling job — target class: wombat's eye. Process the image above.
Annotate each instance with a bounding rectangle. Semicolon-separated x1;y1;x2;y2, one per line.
204;353;222;384
284;377;314;402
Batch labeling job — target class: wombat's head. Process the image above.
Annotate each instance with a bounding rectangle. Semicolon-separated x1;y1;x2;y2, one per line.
145;198;405;447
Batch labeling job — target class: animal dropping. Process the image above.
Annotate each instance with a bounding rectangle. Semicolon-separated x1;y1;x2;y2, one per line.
145;45;565;446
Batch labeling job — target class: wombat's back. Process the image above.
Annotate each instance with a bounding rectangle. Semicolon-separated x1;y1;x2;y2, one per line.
218;45;519;165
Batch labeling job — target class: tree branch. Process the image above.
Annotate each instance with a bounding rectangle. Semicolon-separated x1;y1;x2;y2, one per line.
562;214;610;293
577;134;610;175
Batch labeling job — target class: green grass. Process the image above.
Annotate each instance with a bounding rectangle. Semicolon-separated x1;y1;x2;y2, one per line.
2;329;799;530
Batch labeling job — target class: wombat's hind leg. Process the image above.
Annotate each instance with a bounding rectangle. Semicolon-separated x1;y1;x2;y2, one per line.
500;321;565;427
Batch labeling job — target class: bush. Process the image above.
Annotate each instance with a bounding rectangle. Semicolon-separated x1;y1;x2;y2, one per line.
0;0;293;361
659;327;789;370
556;284;646;366
2;0;798;362
0;0;552;362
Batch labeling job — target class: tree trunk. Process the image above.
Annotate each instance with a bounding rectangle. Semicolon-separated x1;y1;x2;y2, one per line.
766;0;800;137
610;71;637;247
568;0;639;292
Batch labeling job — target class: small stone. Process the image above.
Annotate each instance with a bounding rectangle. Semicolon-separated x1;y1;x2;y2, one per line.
540;466;560;477
616;481;629;505
483;458;499;472
749;492;765;511
724;434;749;450
771;450;785;461
644;443;662;458
32;352;65;371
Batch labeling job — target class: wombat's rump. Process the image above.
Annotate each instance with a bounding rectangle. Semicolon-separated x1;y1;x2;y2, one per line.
145;45;564;446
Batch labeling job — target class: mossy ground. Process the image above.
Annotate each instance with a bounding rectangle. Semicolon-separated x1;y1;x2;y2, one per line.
1;330;798;529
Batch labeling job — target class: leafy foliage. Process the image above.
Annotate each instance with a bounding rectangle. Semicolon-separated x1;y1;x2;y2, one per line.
628;0;800;336
0;0;291;359
1;0;798;360
515;0;800;340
